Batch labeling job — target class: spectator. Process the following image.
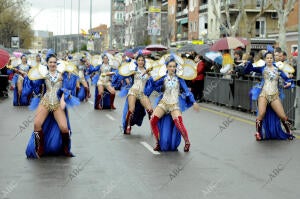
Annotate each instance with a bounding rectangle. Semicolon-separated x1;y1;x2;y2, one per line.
220;50;234;79
192;55;206;102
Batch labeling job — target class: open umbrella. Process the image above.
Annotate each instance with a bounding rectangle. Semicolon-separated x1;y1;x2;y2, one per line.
205;51;223;64
145;44;168;52
142;49;152;55
178;43;198;53
194;44;211;56
132;46;146;53
210;37;247;51
13;51;22;58
0;49;10;69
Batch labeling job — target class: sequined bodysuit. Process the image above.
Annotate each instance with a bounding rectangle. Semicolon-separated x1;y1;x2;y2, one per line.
77;64;86;82
158;75;180;113
17;64;30;82
128;67;149;99
97;64;112;87
40;71;63;111
259;66;280;103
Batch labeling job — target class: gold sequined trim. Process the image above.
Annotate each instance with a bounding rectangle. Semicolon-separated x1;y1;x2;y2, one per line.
128;88;147;100
157;101;180;113
40;97;60;112
259;92;279;104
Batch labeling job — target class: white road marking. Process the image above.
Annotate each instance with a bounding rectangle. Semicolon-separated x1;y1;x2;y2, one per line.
88;100;94;105
140;141;160;155
105;114;116;121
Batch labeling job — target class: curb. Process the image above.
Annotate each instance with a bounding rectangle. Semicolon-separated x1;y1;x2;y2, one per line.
198;102;300;137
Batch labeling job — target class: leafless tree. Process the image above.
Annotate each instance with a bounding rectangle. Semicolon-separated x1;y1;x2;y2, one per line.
242;0;272;53
0;0;33;48
272;0;297;51
211;0;245;37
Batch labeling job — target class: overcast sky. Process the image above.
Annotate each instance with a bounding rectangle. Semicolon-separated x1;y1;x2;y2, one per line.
27;0;111;35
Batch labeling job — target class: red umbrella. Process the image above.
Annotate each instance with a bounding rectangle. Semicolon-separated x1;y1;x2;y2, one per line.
210;37;247;51
145;44;168;51
0;49;10;69
142;49;152;55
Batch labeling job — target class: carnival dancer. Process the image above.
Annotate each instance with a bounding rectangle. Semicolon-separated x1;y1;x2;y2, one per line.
118;53;153;135
92;54;116;110
113;54;132;91
76;58;91;101
244;51;294;140
34;54;44;66
9;55;32;106
145;55;199;152
28;55;47;109
25;51;80;158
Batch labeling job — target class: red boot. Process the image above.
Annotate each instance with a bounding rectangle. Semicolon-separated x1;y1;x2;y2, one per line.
110;93;116;109
124;111;133;134
95;94;102;110
174;116;190;152
150;115;160;151
34;130;44;158
255;119;262;141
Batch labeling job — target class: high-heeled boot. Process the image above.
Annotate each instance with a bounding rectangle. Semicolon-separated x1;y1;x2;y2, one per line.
255;119;262;141
95;94;102;110
150;115;160;151
61;131;74;157
124;110;133;134
84;87;89;101
174;116;190;152
110;93;116;109
76;87;80;96
281;117;293;135
34;130;44;158
146;109;153;120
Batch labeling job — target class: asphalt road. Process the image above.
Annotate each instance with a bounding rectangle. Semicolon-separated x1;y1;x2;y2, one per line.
0;86;299;199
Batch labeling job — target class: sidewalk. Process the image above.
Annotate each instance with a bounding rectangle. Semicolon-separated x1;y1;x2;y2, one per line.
199;101;300;136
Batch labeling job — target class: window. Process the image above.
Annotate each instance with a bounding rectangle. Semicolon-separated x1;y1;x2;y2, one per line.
256;0;262;8
256;18;266;37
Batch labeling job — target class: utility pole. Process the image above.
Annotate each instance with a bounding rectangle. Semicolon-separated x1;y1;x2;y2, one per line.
78;0;80;52
64;0;66;35
151;0;157;44
70;0;73;34
90;0;92;33
295;1;300;129
109;0;113;49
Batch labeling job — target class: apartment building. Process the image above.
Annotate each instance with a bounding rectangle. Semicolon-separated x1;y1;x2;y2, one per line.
111;0;126;49
123;0;168;48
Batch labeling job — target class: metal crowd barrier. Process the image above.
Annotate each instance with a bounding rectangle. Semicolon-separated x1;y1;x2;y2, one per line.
203;73;296;122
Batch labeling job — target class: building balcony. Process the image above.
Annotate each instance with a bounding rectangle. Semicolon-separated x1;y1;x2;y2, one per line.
199;3;208;12
176;8;188;17
114;19;125;25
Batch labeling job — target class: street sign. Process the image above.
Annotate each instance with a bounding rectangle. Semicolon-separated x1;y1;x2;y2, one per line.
11;37;19;48
148;6;161;36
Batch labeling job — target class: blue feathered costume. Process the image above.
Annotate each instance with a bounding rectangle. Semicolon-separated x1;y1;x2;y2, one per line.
25;52;80;158
244;60;294;140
